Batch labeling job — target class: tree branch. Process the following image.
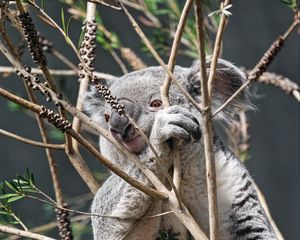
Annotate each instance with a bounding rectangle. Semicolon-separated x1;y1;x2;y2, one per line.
0;129;65;150
0;66;115;80
160;0;194;208
0;224;55;240
194;1;224;239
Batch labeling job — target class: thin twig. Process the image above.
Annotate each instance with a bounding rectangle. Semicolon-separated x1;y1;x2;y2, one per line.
51;49;78;71
110;49;128;74
0;224;55;240
72;1;97;151
0;66;115;80
160;0;194;207
253;71;300;102
6;215;90;240
207;0;231;98
161;0;194;107
87;0;122;10
0;11;19;59
24;193;120;219
0;129;65;150
253;182;284;240
194;1;223;239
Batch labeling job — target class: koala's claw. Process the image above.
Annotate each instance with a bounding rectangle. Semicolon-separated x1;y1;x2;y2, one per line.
152;106;201;145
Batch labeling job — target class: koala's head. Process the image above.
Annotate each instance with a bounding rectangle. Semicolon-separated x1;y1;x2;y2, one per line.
84;58;251;154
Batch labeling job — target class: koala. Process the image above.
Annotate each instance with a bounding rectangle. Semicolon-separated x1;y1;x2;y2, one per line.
84;59;277;240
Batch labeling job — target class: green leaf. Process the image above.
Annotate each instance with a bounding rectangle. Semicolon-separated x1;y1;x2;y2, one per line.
155;9;170;15
41;0;45;9
13;179;28;185
10;220;20;225
61;8;66;34
0;211;10;215
77;27;86;49
66;16;74;38
30;173;35;185
5;181;18;192
7;195;25;203
280;0;297;10
0;194;19;200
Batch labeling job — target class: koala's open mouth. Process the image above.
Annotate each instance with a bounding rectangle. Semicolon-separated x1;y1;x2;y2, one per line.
110;124;146;154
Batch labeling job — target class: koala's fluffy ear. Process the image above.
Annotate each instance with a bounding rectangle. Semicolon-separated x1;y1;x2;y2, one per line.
187;58;252;123
84;80;112;124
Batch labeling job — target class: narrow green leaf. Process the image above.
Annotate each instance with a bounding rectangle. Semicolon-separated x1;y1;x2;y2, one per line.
30;173;35;185
7;195;25;203
10;220;20;225
61;8;66;34
13;179;28;185
66;16;74;38
41;0;45;9
77;27;86;49
0;194;18;199
5;181;18;192
0;211;10;215
26;167;30;180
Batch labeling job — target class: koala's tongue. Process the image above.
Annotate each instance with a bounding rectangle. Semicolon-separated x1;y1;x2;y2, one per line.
122;135;146;154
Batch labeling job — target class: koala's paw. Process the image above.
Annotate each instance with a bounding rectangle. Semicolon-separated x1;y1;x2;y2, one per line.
152;106;201;145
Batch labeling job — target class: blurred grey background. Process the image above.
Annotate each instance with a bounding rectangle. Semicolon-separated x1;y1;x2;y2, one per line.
0;0;299;239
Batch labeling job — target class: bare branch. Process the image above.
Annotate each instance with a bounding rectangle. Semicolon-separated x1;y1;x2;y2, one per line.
72;1;97;151
207;0;231;98
253;182;284;240
0;224;55;240
0;66;116;80
160;0;194;208
254;71;300;102
0;129;65;150
194;1;222;239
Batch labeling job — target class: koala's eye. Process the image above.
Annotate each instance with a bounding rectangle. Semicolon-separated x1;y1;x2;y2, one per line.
104;113;110;123
150;99;162;108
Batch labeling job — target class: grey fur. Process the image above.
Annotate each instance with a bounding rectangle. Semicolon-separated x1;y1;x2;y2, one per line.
84;59;276;240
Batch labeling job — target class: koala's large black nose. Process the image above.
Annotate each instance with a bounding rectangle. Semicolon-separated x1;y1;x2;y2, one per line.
110;99;134;139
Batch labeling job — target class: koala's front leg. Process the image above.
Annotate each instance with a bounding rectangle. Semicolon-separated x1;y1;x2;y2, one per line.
150;105;201;150
148;106;202;239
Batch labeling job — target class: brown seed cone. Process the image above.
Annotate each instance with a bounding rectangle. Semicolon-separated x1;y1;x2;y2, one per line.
17;12;47;67
55;203;73;240
248;36;284;81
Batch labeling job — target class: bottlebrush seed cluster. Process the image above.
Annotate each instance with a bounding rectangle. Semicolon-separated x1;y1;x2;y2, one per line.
249;37;284;81
55;204;73;240
78;18;124;115
78;18;97;79
94;78;124;115
15;66;55;102
0;0;8;8
38;35;53;53
39;106;72;132
18;12;47;67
